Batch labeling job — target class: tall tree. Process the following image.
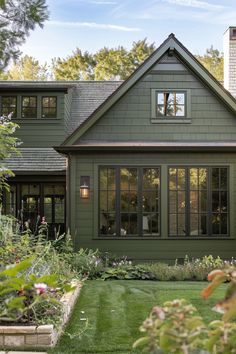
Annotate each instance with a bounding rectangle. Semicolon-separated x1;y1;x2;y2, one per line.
196;46;223;82
94;46;131;80
52;49;96;81
52;39;156;81
8;55;49;80
0;0;49;70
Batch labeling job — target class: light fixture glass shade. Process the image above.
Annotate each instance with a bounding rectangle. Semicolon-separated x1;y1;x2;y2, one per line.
80;183;89;199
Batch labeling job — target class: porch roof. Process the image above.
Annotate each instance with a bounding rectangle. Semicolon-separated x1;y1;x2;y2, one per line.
5;148;66;174
55;140;236;152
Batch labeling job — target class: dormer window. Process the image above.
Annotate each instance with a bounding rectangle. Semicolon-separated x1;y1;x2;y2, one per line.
22;96;37;118
157;91;185;117
1;96;17;118
151;89;191;124
42;96;57;118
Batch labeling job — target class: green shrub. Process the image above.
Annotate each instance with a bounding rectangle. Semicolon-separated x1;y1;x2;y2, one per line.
133;299;206;353
67;248;104;279
0;257;73;327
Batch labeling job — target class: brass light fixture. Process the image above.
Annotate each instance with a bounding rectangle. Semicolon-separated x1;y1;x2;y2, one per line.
80;176;90;199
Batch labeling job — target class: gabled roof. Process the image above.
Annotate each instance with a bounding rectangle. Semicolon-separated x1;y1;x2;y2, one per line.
60;33;236;147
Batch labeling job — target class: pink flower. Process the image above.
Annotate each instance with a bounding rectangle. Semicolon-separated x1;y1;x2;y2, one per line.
34;283;48;295
41;216;47;225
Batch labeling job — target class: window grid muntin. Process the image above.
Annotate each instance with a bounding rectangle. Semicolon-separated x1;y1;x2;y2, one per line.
1;96;17;118
22;96;37;118
168;166;229;237
156;91;186;117
42;96;57;118
99;166;160;237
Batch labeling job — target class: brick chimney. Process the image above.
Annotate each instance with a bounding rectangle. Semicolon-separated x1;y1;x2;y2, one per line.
224;27;236;97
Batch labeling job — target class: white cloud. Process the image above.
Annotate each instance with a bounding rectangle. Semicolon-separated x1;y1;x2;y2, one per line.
164;0;224;11
48;20;141;32
88;0;117;4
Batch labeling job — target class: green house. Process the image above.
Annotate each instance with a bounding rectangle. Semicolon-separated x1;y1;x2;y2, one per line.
2;30;236;261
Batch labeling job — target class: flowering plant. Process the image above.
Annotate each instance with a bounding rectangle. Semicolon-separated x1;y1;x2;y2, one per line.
0;257;73;325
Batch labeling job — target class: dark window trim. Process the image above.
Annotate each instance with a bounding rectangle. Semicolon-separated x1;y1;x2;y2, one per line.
41;96;57;119
168;165;229;238
156;91;186;117
151;88;191;123
98;165;161;238
2;182;66;238
1;95;17;118
21;96;37;118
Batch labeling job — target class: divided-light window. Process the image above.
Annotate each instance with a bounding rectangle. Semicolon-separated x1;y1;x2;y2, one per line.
99;167;160;237
22;96;37;118
1;96;17;118
169;167;229;237
42;96;57;118
157;91;185;117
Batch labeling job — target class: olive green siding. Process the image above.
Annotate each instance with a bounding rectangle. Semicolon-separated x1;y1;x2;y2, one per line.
79;64;236;143
71;152;236;262
12;91;66;147
64;89;73;135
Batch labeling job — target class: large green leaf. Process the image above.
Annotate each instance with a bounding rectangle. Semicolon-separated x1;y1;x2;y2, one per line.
0;257;34;277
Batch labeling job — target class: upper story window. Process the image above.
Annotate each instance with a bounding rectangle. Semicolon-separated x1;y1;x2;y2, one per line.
151;89;191;123
157;91;185;117
42;96;57;118
1;96;17;118
22;96;37;118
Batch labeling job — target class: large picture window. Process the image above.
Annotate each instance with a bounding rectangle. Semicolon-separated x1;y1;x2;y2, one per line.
168;167;229;237
99;167;160;237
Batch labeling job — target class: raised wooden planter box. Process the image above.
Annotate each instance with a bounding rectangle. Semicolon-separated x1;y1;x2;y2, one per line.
0;282;82;348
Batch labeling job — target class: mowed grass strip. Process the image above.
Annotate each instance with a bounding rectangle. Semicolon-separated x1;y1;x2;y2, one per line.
50;280;226;354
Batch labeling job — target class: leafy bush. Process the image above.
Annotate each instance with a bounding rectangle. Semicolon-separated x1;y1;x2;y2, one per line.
133;299;205;353
66;248;104;279
101;263;155;280
0;257;73;327
134;266;236;354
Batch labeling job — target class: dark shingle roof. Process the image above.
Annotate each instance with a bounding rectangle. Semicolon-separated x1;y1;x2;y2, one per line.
69;81;122;134
5;148;66;173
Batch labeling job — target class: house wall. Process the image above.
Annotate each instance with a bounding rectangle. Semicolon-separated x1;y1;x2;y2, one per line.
79;57;236;142
69;151;236;262
11;91;66;147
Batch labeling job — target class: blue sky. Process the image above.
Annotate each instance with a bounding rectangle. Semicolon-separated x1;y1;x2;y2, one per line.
21;0;236;64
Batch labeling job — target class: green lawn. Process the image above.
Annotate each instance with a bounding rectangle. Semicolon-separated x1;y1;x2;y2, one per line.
49;280;226;354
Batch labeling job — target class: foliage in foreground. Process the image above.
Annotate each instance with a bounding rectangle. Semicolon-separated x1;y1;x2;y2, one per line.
0;115;20;193
0;257;70;326
134;267;236;354
0;0;49;70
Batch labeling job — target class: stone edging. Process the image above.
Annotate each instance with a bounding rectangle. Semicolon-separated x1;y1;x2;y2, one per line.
0;281;82;348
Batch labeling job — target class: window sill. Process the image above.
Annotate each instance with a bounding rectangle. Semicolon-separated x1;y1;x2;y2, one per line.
151;118;191;124
94;236;161;240
13;118;61;123
93;236;233;240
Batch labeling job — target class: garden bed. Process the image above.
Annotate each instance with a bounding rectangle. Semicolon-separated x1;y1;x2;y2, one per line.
0;281;82;349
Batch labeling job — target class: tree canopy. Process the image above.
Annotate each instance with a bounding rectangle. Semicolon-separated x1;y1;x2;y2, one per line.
52;39;156;81
52;41;224;82
8;55;49;80
195;45;223;82
0;0;49;70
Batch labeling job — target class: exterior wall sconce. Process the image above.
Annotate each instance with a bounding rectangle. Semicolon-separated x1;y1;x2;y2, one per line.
80;176;90;199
